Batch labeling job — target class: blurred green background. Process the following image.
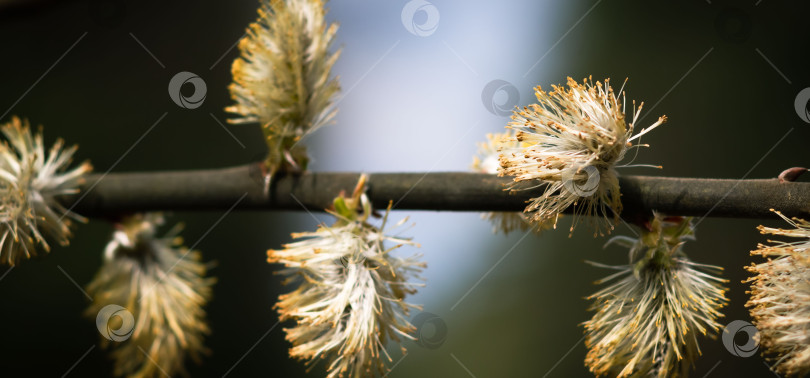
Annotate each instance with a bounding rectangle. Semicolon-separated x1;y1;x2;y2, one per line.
0;0;808;377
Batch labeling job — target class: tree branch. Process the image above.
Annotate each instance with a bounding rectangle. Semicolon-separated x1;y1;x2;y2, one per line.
60;162;810;221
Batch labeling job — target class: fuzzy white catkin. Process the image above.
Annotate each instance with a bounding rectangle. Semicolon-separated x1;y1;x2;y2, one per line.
85;214;215;378
471;130;543;234
747;210;810;376
269;194;425;378
227;0;340;174
584;215;727;377
499;77;665;236
0;116;91;266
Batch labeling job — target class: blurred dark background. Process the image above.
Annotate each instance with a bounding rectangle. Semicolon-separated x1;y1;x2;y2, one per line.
0;0;808;377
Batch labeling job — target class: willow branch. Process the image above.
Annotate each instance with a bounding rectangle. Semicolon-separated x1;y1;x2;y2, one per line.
59;162;810;222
